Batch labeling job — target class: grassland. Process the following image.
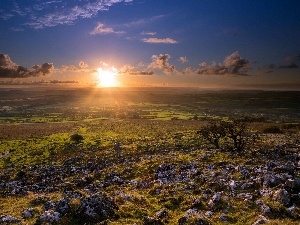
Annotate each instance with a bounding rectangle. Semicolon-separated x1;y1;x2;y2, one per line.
0;87;299;224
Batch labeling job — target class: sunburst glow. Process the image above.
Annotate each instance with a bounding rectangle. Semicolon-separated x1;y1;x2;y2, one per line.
96;68;118;87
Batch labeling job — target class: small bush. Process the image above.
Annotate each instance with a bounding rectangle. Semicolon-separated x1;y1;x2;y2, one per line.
262;126;282;134
197;119;252;152
70;134;84;144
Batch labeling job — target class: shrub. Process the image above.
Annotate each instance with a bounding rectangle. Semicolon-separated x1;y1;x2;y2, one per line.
70;134;84;144
262;126;282;134
197;119;252;152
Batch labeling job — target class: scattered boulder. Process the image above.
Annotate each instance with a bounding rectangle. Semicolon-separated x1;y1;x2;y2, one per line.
39;210;61;223
208;192;221;209
178;209;210;225
255;200;271;215
219;213;227;222
76;193;118;222
252;215;269;225
155;209;168;219
273;189;290;206
21;208;35;219
0;215;20;224
142;216;164;225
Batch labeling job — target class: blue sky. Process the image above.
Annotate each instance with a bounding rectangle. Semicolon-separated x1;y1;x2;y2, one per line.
0;0;300;88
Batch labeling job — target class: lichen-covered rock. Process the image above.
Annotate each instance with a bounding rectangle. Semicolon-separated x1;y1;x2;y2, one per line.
21;207;35;219
39;210;61;223
208;192;221;209
273;189;290;206
76;193;118;222
178;209;210;225
142;216;164;225
219;213;227;222
252;215;269;225
0;215;20;224
155;209;168;219
255;200;271;215
55;198;71;216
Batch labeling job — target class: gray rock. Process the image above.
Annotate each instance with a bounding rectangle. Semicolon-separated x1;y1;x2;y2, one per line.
219;213;227;222
143;216;163;225
0;215;20;224
39;210;61;223
255;200;271;215
208;192;221;209
156;209;168;219
76;193;118;222
252;215;269;225
21;208;34;219
273;189;290;206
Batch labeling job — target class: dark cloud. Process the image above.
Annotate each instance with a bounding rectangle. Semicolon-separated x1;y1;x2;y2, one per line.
0;53;54;78
127;71;154;75
223;51;249;74
194;51;250;76
269;64;276;69
278;63;299;69
285;54;300;63
149;54;177;74
195;66;228;75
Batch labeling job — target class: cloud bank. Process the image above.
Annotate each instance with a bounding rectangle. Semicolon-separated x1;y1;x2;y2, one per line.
196;51;250;75
0;53;54;78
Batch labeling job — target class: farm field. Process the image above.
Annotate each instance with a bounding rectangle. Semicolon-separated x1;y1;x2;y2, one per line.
0;87;300;224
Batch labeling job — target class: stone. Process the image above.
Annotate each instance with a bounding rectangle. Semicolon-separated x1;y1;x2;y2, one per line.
76;193;118;222
219;213;227;222
21;208;34;219
39;210;61;223
252;215;269;225
0;215;20;224
142;216;164;225
55;198;71;216
156;209;168;219
255;200;271;215
273;189;290;206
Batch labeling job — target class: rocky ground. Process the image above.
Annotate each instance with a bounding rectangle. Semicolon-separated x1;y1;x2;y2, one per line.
0;134;300;224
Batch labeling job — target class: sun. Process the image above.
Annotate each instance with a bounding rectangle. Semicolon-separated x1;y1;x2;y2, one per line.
96;68;118;87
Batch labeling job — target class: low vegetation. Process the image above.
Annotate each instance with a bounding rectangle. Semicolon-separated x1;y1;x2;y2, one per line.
0;88;299;224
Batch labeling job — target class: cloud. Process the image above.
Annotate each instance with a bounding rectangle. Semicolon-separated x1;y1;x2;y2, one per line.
61;61;94;73
180;56;188;63
278;63;299;69
141;31;157;36
32;63;54;75
195;65;228;75
285;54;300;63
142;38;178;44
199;62;207;67
79;61;89;69
0;53;54;78
223;51;249;74
149;54;177;74
119;65;154;75
125;15;165;27
3;0;132;29
194;51;250;76
90;22;125;35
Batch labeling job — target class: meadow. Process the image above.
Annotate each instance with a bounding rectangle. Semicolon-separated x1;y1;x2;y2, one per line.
0;87;299;224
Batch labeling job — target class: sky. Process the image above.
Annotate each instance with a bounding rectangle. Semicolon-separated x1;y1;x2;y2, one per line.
0;0;300;89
